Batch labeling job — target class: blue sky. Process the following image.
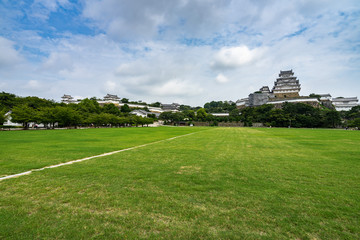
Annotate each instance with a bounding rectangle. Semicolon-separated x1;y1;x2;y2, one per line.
0;0;359;106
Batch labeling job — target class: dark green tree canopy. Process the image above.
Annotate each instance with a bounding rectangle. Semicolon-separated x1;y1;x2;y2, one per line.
102;103;121;115
121;104;131;113
204;101;236;113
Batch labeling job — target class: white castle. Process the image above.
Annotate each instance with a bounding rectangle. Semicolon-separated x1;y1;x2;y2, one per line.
236;70;358;111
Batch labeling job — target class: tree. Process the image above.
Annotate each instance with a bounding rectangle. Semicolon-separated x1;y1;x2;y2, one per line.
179;105;191;111
130;115;142;127
121;104;131;113
229;108;240;121
147;113;156;119
77;98;101;114
172;112;185;125
144;117;154;127
282;102;322;128
121;98;129;103
253;104;273;123
11;105;37;129
196;108;207;121
309;93;321;99
53;106;81;128
268;109;288;127
102;103;121;115
87;113;115;127
204;101;236;113
117;116;129;127
37;107;57;128
149;102;161;107
22;96;55;109
135;116;146;127
159;112;173;124
0;110;6;125
0;92;17;110
323;110;341;128
346;106;360;120
348;118;360;128
183;110;195;120
206;113;214;123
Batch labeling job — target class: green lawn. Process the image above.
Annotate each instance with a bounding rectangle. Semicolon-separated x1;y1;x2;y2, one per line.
1;127;359;239
0;127;205;177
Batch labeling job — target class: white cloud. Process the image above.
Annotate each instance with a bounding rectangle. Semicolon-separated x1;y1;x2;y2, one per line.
215;74;229;83
152;79;202;97
0;82;6;89
0;0;359;106
82;0;231;41
41;52;74;73
103;80;117;93
25;80;41;90
212;46;263;70
0;37;23;69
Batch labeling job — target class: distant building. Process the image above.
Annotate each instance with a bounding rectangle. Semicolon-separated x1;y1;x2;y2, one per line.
61;94;78;104
235;70;359;111
210;113;230;117
272;70;301;99
130;110;160;118
4;111;50;128
97;93;122;107
317;94;332;101
130;110;149;118
267;98;320;109
3;112;22;127
236;98;249;108
259;86;270;93
103;94;120;102
161;103;180;112
332;97;359;111
148;106;164;113
248;91;272;107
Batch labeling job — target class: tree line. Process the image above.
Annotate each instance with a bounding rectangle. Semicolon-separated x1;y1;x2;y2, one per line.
239;103;341;128
161;100;360;128
1;92;359;129
0;92;154;129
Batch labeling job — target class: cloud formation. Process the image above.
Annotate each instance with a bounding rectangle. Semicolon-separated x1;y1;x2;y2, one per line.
82;0;231;41
212;46;263;70
215;74;229;84
0;37;23;69
0;0;359;105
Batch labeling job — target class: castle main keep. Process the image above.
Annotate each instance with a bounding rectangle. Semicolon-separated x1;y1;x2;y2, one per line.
236;69;358;110
272;70;301;98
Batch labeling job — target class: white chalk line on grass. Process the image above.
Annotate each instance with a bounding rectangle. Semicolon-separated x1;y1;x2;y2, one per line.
0;132;199;181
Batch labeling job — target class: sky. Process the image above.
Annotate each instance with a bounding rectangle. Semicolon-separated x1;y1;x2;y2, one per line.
0;0;359;106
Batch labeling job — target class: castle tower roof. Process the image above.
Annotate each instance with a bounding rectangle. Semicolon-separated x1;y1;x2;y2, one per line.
272;70;301;98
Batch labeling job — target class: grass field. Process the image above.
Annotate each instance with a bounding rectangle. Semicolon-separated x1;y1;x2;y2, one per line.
0;127;204;177
1;127;359;239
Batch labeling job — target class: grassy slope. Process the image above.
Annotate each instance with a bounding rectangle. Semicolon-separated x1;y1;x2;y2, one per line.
0;127;205;176
0;127;359;239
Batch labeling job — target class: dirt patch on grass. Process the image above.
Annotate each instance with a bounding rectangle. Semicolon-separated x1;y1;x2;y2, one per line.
176;166;201;175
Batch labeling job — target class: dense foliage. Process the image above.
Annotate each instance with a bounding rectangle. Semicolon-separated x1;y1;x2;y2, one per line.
0;92;154;129
239;103;342;128
200;100;351;128
345;105;360;128
204;101;236;113
1;92;359;129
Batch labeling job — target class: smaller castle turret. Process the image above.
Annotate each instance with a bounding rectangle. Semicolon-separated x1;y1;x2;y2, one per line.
103;94;120;102
61;94;77;104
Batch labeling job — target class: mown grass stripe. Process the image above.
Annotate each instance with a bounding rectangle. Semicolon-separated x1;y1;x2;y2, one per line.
0;131;199;182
